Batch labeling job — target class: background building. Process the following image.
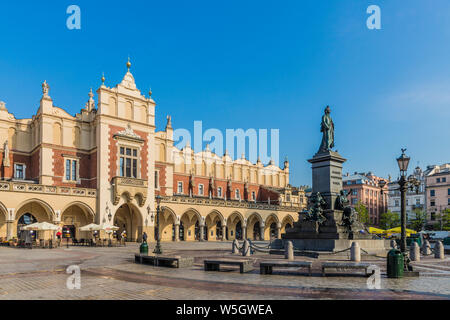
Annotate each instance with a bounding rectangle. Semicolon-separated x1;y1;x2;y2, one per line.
343;172;389;226
0;62;305;242
424;163;450;228
388;166;425;222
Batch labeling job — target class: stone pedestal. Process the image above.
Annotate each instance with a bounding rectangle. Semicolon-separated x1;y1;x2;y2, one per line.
308;151;346;211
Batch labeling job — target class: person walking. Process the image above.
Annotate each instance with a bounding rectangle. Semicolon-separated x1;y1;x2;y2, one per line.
142;231;148;243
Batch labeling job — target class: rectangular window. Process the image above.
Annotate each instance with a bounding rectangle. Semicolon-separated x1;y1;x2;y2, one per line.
443;177;447;183
352;190;358;196
65;159;78;182
120;147;138;178
448;198;450;206
177;182;183;194
430;190;435;197
416;198;420;205
66;159;71;180
198;184;204;196
14;164;25;180
217;187;222;198
448;188;450;196
431;213;436;221
252;191;256;201
155;171;159;189
437;178;441;183
235;189;240;199
430;200;435;207
352;198;358;205
395;200;399;207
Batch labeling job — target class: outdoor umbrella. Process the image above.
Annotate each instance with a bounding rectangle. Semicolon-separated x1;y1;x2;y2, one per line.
21;222;59;241
79;223;100;231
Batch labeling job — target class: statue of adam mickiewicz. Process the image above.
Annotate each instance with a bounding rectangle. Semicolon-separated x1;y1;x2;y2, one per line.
318;106;334;153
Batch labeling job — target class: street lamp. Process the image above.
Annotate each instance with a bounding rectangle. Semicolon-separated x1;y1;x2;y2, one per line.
153;195;163;255
395;148;420;271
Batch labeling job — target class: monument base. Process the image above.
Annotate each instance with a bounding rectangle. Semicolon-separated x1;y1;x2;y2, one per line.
272;238;391;255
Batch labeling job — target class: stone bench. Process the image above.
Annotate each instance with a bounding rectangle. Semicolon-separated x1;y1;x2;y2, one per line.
321;262;374;277
135;254;194;268
204;259;254;274
259;260;313;276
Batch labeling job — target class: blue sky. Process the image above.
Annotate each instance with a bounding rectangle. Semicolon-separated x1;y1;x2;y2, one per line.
0;0;449;186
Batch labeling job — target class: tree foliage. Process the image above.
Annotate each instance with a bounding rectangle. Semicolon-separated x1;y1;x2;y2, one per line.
380;210;400;230
410;209;427;232
354;201;369;224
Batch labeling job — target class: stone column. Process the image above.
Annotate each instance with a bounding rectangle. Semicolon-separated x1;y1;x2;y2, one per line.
174;223;180;242
242;223;247;240
221;225;227;241
199;224;205;241
260;222;265;241
6;220;14;240
277;223;282;240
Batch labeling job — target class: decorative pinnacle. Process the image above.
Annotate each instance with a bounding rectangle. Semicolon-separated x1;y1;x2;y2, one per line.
149;88;152;97
89;88;94;99
127;57;131;71
101;72;105;85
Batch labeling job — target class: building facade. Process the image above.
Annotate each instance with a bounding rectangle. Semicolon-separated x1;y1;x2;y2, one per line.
342;172;389;225
388;166;425;222
424;163;450;227
0;62;305;242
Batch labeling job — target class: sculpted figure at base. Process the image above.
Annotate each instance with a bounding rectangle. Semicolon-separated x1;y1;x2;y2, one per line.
304;192;327;226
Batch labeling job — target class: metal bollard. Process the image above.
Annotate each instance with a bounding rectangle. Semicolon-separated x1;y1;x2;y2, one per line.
435;241;445;260
410;242;420;261
350;242;361;262
284;241;294;260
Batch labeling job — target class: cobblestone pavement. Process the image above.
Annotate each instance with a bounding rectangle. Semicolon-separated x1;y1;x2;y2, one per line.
0;242;449;300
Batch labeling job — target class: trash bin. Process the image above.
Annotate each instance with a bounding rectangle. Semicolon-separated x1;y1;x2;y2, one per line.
387;249;404;278
140;242;149;255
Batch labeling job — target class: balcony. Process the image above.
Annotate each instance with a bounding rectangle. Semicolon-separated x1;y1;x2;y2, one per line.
0;181;96;197
112;176;148;207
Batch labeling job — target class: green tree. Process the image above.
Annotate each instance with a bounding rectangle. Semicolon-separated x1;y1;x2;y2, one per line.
354;201;369;224
410;209;427;232
379;210;400;230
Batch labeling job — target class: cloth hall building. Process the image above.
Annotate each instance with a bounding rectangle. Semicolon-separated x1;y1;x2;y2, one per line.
0;62;306;243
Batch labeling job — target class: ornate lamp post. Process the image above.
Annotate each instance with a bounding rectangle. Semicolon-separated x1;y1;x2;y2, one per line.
395;149;420;270
153;195;163;255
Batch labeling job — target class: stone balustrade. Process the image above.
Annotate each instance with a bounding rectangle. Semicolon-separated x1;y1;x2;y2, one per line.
0;181;97;197
162;195;301;212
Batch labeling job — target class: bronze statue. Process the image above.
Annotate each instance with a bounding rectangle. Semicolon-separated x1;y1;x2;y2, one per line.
318;106;334;153
335;189;351;210
304;192;327;225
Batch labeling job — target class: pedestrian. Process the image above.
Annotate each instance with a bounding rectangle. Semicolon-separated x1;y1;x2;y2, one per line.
142;231;148;243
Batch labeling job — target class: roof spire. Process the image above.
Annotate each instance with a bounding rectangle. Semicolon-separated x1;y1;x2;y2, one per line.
127;56;131;72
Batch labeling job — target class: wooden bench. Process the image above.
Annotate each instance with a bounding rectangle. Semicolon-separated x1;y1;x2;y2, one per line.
204;259;254;274
135;254;194;268
321;262;374;277
259;260;313;276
